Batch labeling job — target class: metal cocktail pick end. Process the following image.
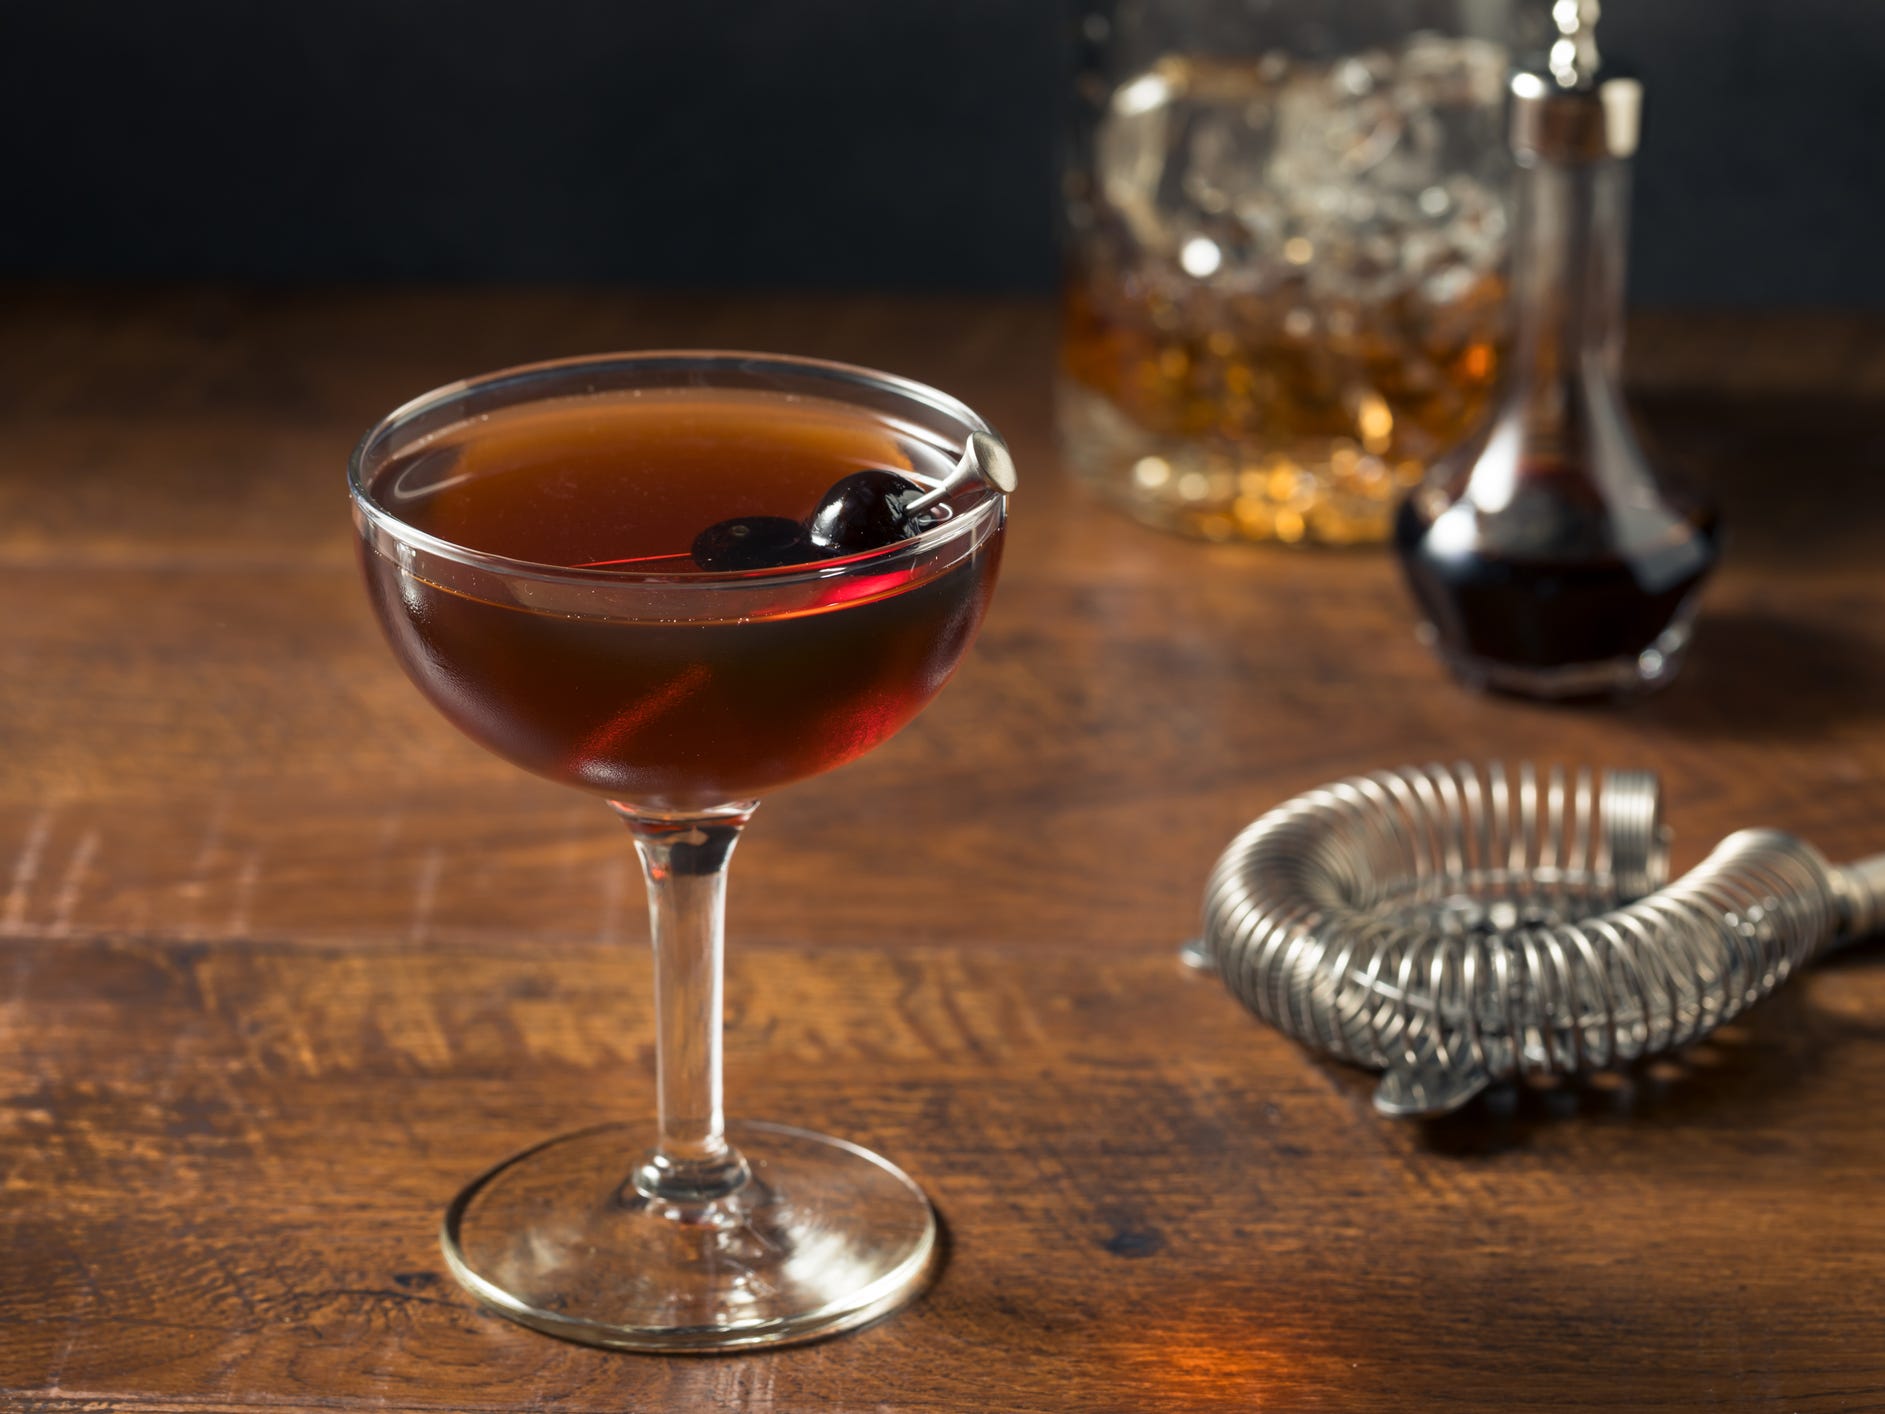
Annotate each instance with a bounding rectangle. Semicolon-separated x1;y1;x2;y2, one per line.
905;431;1019;515
1196;762;1885;1118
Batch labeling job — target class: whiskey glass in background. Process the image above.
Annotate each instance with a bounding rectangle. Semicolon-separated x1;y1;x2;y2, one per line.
349;353;1008;1350
1061;0;1513;545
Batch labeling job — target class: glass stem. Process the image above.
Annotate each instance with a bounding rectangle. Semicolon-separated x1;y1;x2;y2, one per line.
612;801;758;1205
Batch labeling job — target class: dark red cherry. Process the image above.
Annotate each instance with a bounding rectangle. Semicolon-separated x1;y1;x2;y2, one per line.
691;516;821;571
806;470;924;554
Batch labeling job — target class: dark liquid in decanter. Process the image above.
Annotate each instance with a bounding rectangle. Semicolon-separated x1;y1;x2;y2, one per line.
1395;468;1719;673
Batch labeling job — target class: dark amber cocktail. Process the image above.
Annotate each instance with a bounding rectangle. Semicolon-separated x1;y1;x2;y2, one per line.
359;387;1001;808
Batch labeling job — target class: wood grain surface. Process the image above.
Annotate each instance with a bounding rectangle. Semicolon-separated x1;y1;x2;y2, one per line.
3;286;1884;1412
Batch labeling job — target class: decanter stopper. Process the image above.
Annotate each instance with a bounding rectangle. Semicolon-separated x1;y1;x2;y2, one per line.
1393;18;1719;700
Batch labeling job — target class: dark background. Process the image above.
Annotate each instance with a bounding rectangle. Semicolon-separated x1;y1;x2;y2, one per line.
3;0;1877;305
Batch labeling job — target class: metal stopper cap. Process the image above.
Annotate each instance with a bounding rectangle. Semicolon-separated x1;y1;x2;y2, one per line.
1510;70;1643;163
1510;0;1640;163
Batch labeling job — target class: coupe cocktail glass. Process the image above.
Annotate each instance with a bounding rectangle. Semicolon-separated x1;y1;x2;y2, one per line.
348;352;1009;1351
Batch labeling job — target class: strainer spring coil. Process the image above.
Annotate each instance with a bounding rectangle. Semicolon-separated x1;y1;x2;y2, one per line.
1201;762;1884;1116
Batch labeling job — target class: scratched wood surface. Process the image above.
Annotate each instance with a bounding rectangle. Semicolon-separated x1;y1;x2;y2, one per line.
2;287;1884;1412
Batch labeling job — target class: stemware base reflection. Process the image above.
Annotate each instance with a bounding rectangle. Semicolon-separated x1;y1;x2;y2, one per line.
440;1119;939;1352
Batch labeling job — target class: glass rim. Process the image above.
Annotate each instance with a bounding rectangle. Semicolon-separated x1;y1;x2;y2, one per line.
347;349;1007;590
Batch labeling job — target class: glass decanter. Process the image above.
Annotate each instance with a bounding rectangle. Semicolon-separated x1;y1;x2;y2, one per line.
1394;41;1718;698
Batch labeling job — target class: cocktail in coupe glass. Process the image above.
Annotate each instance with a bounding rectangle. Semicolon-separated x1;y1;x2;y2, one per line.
347;352;1011;1351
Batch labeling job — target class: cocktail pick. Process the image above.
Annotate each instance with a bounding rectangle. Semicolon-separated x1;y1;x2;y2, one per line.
582;432;1016;571
905;431;1019;516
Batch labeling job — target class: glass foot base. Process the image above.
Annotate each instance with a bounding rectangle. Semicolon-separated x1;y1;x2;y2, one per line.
441;1120;939;1352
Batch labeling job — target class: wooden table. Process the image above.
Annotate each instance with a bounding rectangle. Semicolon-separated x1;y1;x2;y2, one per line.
4;288;1883;1412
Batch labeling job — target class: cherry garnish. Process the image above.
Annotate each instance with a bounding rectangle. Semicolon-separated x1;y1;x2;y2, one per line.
685;434;1017;573
691;515;821;572
806;470;924;555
